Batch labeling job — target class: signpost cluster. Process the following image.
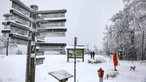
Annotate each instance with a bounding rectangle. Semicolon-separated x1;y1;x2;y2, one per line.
1;0;67;82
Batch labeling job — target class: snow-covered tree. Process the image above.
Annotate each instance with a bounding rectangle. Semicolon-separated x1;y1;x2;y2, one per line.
103;0;146;60
0;35;17;55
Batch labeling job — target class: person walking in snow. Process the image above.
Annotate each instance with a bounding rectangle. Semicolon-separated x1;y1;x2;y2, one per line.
113;52;118;71
90;51;93;59
92;51;95;59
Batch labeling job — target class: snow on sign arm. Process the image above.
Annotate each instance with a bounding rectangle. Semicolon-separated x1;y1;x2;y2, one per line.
38;27;67;37
37;9;66;18
11;0;32;17
10;9;31;26
9;33;31;45
36;42;66;54
2;21;31;37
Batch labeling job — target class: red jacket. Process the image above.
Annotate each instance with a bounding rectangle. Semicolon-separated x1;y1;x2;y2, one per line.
113;52;118;66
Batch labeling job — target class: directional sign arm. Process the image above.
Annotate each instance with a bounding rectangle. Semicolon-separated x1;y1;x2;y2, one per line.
1;29;11;33
10;9;31;22
37;9;67;18
2;21;31;31
36;42;66;46
37;9;67;14
9;33;31;41
37;19;66;23
38;28;67;33
10;0;32;13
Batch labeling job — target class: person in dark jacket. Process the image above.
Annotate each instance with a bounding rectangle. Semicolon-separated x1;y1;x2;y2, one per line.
90;51;93;59
92;51;95;59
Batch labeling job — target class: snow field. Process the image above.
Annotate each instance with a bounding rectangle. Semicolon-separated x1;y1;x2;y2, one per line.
0;55;146;82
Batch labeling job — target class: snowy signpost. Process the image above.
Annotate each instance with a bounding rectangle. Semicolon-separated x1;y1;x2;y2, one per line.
1;0;67;82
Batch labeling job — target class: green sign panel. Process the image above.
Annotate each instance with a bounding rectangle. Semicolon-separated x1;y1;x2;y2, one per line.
69;49;83;57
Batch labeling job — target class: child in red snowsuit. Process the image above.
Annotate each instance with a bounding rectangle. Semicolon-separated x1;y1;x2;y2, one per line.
113;52;118;71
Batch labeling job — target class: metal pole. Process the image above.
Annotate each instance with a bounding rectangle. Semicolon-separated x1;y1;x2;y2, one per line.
74;37;77;82
142;31;144;60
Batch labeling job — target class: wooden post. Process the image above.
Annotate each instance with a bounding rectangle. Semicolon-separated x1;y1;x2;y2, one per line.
26;39;31;82
6;37;9;56
26;5;38;82
30;5;38;82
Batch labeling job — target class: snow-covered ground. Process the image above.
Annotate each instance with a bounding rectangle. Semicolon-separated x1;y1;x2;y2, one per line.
0;54;146;82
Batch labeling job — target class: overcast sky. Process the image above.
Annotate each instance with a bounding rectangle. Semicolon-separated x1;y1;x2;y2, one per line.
0;0;124;50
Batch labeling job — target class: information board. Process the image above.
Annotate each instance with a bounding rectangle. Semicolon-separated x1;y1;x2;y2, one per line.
49;70;73;81
69;49;84;57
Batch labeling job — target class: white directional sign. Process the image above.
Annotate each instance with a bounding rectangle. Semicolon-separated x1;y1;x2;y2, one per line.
38;19;66;28
10;9;31;26
3;13;13;21
2;21;31;37
36;42;66;51
38;28;67;37
39;32;65;37
36;57;45;65
9;33;31;45
38;9;66;18
11;0;32;17
36;49;44;56
39;46;65;51
36;36;45;42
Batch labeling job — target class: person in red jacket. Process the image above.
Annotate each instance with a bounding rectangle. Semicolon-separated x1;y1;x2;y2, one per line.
113;52;118;71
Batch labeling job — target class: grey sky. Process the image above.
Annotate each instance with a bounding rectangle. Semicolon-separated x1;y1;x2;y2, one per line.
0;0;124;50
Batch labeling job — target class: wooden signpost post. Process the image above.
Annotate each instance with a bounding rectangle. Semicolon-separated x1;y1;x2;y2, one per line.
1;0;67;82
